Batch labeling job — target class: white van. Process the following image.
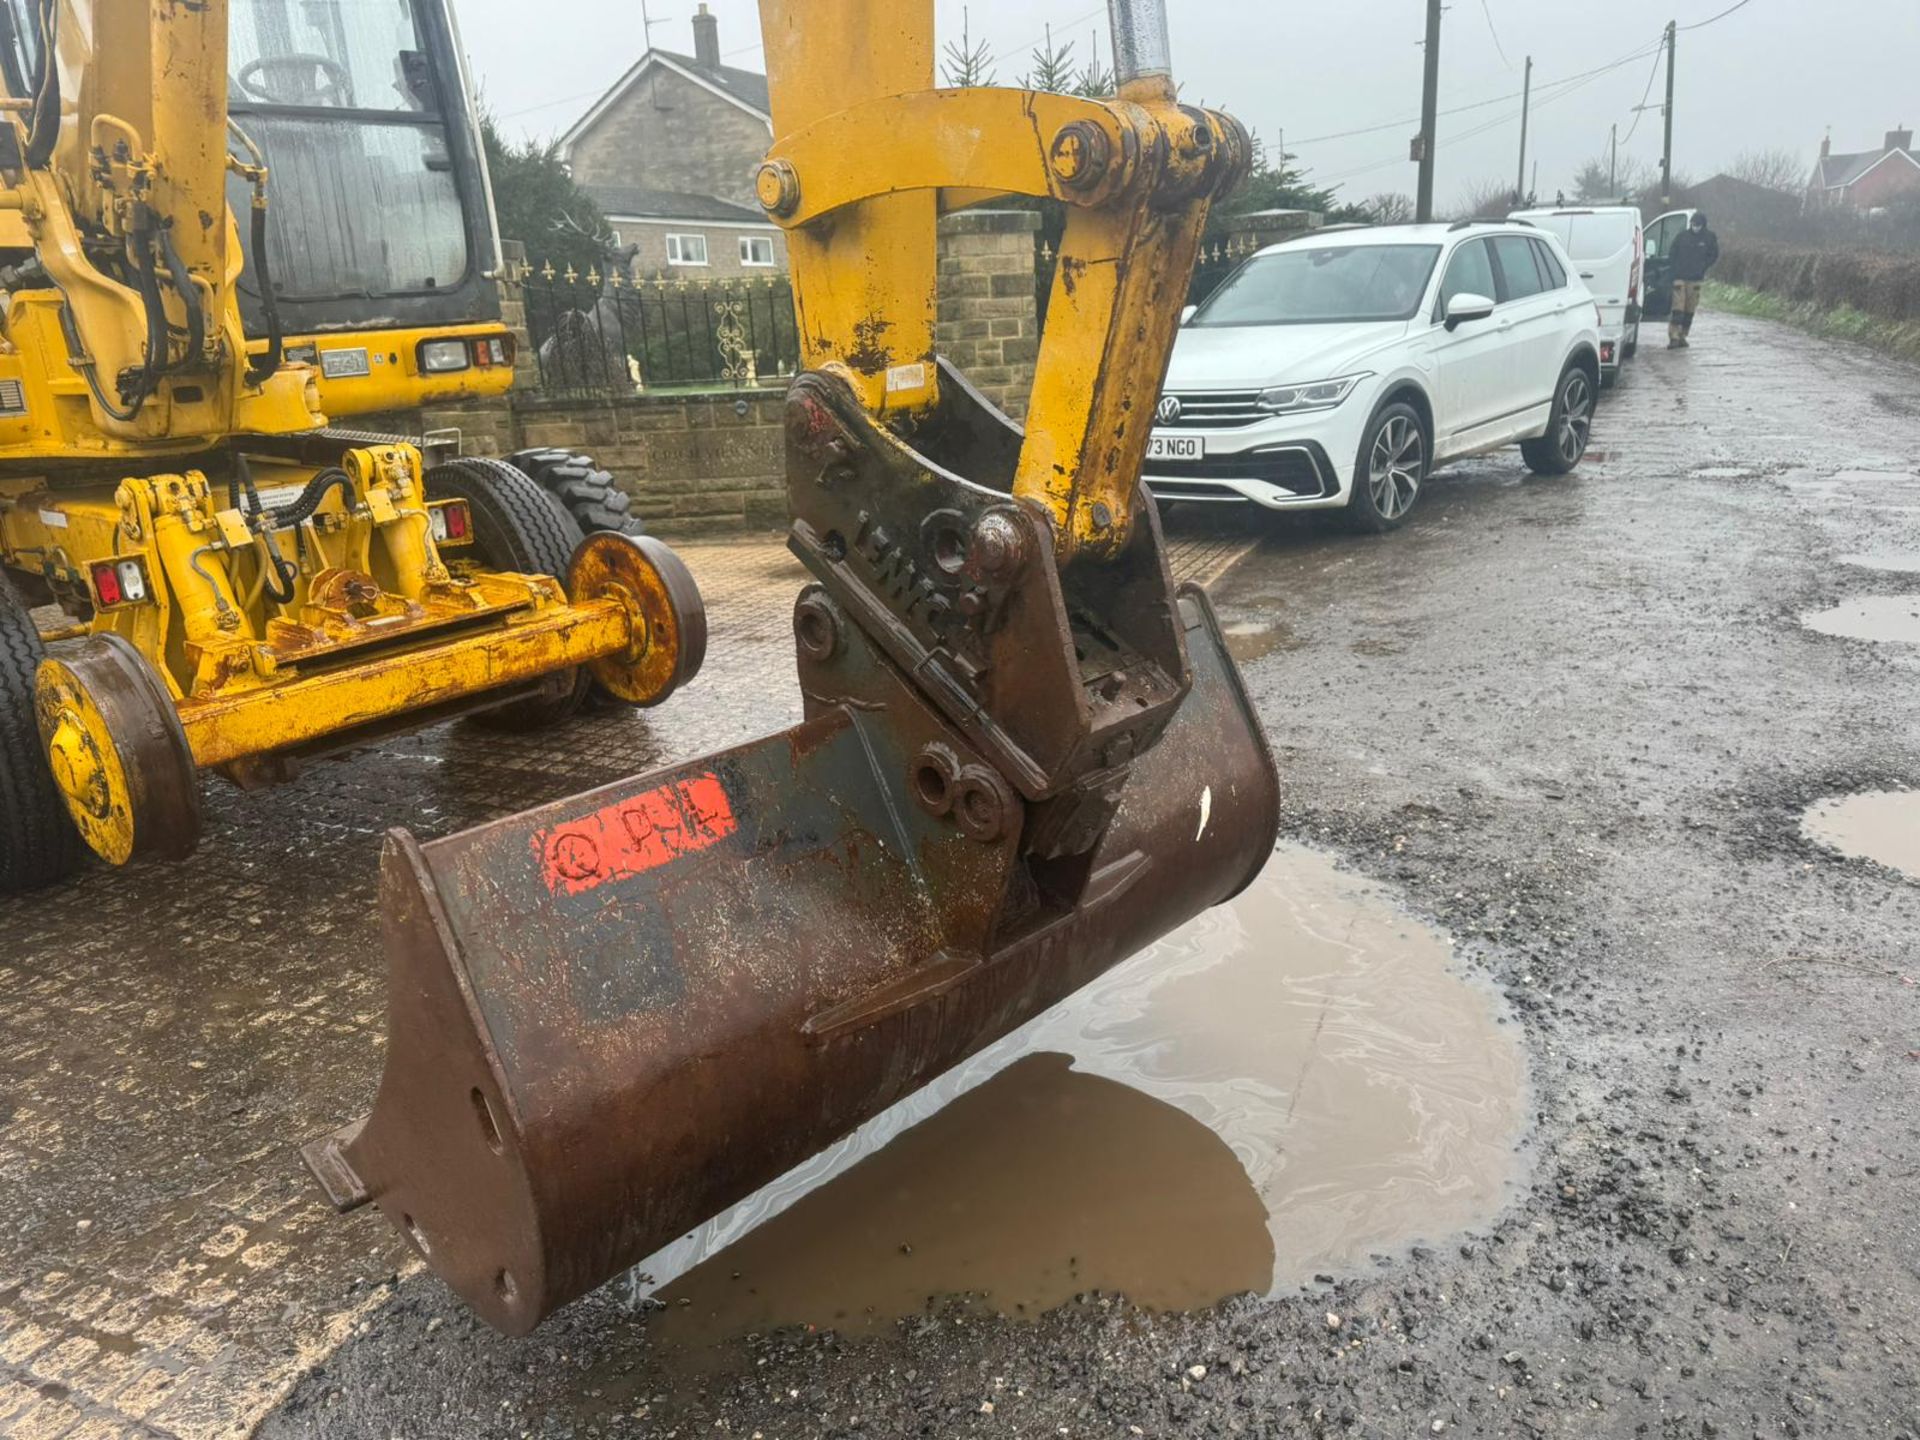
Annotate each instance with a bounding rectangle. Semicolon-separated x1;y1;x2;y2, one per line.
1511;207;1643;385
1641;207;1699;319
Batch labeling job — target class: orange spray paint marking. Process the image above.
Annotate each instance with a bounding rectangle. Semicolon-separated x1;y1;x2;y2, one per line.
534;772;737;897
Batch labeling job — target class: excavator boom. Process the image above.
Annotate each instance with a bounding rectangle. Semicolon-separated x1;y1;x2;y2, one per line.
306;0;1280;1333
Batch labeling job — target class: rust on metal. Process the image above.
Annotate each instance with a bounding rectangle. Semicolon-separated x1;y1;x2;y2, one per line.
307;0;1276;1337
306;354;1280;1335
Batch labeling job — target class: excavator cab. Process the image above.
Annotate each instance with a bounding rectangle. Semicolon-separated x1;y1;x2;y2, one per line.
305;0;1282;1333
219;0;517;415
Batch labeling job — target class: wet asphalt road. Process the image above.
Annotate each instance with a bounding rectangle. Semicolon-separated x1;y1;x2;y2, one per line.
6;310;1920;1438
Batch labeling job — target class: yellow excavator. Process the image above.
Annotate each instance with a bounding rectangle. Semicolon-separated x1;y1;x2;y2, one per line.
0;0;701;890
305;0;1283;1334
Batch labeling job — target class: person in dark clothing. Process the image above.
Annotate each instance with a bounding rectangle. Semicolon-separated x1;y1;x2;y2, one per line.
1667;212;1720;348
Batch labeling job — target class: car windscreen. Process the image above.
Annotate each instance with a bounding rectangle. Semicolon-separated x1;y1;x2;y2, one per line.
1190;245;1442;326
1524;213;1636;261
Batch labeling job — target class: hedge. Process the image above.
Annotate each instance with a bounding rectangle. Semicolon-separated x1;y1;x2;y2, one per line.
1714;242;1920;325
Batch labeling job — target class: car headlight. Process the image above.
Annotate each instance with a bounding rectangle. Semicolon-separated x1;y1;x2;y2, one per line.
418;339;471;373
1256;374;1368;414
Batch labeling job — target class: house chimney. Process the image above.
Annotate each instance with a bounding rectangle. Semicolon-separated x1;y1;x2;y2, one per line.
1888;126;1914;155
692;3;721;68
1819;132;1831;160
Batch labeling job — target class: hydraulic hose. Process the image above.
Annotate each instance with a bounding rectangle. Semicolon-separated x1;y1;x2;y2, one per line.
122;215;169;408
266;467;353;530
22;0;57;169
243;196;283;387
154;223;206;373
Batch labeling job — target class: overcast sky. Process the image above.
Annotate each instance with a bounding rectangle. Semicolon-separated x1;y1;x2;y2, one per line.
465;0;1918;211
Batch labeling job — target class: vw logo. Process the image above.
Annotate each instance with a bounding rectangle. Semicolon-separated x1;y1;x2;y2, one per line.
1155;394;1182;424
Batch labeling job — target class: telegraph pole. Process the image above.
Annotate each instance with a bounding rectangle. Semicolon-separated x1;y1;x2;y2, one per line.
1660;20;1677;203
1515;55;1532;206
1610;122;1618;195
1415;0;1442;221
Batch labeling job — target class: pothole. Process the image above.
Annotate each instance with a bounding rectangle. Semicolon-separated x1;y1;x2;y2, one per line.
1801;595;1920;644
642;844;1528;1343
1803;791;1920;882
1222;618;1302;664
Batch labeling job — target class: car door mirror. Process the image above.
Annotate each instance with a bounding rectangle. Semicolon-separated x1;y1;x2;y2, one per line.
1444;292;1496;330
1180;304;1198;325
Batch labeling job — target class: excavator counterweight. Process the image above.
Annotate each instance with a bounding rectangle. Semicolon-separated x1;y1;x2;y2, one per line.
308;0;1281;1333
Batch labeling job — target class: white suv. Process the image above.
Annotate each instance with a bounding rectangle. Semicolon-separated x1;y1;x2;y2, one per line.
1146;221;1602;532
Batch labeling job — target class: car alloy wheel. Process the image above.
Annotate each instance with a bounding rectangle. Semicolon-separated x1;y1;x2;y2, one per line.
1368;413;1425;522
1556;371;1593;466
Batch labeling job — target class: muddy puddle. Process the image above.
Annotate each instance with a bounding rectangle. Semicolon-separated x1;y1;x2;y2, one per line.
1221;617;1302;664
1804;791;1920;882
635;844;1528;1345
1838;552;1920;575
1801;595;1920;644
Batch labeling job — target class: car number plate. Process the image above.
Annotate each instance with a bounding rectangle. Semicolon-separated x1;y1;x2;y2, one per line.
1147;434;1203;461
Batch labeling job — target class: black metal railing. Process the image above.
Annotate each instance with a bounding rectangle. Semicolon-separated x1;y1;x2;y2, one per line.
512;261;800;396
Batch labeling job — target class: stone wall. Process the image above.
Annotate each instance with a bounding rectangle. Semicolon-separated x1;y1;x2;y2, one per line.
935;209;1042;420
428;213;1043;538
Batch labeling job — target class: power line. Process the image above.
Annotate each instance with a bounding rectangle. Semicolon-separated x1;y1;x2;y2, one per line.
989;6;1106;67
1289;36;1663;151
1312;51;1623;190
1618;40;1666;144
1478;0;1513;70
1680;0;1757;30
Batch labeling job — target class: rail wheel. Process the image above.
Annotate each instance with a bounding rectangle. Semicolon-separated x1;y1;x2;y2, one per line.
34;632;200;868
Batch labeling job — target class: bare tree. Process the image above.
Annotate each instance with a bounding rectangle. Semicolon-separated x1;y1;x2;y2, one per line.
1726;148;1808;195
1570;152;1653;202
1451;178;1517;221
1364;192;1415;224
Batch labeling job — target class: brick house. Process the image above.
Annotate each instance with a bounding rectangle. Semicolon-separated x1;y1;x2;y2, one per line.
557;5;786;275
1807;128;1920;212
586;185;784;280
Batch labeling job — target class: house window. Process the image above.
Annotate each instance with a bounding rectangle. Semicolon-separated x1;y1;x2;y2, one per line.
665;233;709;266
740;235;777;267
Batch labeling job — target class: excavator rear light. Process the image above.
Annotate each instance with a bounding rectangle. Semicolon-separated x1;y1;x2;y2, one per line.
428;499;472;545
418;339;471;374
89;558;149;608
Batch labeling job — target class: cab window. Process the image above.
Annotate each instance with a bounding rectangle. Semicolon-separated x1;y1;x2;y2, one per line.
1490;235;1546;300
1435;238;1497;321
227;0;467;300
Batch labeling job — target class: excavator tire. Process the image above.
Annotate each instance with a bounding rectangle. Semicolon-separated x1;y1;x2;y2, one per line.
507;449;646;537
423;458;592;732
0;572;87;893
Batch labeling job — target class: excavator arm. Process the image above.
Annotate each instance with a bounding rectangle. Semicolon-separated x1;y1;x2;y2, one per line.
305;0;1281;1334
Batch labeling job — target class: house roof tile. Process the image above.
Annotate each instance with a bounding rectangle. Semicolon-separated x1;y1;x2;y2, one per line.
583;185;766;224
653;49;771;116
1814;148;1885;189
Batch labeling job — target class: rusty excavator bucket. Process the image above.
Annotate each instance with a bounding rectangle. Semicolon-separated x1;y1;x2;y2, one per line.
303;0;1281;1334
